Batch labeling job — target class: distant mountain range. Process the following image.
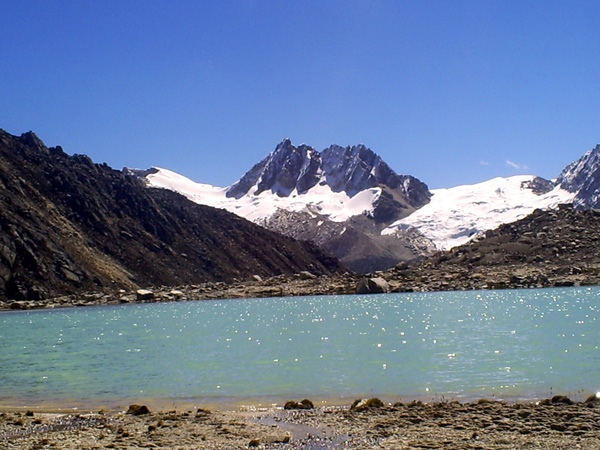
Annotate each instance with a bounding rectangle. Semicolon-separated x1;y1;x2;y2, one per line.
0;130;342;301
136;139;600;272
2;126;599;302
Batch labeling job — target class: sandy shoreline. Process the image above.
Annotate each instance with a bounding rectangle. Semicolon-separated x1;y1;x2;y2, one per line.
2;395;600;449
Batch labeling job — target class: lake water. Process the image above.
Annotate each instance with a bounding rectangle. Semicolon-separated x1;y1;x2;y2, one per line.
0;287;598;409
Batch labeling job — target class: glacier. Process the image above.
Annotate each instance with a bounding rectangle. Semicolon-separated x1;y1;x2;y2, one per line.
382;175;575;250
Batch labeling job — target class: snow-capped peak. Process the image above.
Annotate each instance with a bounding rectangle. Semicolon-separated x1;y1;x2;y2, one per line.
226;139;430;210
556;144;600;209
226;139;321;199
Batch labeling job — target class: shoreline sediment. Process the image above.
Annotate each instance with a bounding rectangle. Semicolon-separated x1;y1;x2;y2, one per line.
2;395;600;449
2;262;599;312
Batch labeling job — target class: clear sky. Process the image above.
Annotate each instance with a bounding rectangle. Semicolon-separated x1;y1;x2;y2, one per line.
2;1;599;189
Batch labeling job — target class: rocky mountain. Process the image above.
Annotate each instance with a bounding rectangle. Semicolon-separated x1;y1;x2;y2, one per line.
0;130;343;302
138;139;600;274
227;139;431;219
557;144;600;209
142;139;432;273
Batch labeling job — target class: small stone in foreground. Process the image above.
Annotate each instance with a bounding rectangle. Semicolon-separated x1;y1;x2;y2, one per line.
551;395;574;405
584;392;600;404
126;404;151;415
351;397;384;412
283;399;314;410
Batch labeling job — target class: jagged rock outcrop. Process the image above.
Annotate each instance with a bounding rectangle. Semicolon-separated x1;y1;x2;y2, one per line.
520;176;555;195
227;139;431;217
227;139;320;198
223;139;432;273
320;144;430;207
0;129;343;301
557;144;600;209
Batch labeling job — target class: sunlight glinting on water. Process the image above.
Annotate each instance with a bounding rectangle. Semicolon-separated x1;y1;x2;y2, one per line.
0;287;598;406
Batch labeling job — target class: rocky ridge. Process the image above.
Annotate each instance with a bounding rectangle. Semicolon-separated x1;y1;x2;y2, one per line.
257;208;437;274
558;143;600;209
384;203;600;292
226;139;431;212
4;204;599;310
0;130;343;302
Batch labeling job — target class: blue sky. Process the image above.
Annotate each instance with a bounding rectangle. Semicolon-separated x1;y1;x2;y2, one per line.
2;1;599;189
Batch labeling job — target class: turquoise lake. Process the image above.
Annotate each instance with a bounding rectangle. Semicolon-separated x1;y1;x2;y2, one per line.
0;287;598;409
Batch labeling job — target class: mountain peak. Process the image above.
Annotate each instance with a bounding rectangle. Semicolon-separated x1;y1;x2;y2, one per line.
226;140;320;198
226;140;430;209
15;131;49;156
557;144;600;209
321;144;384;196
320;144;431;207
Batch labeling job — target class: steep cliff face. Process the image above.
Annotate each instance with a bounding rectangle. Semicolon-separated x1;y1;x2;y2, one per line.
320;144;430;207
557;144;600;209
227;139;431;216
227;139;321;198
0;130;343;301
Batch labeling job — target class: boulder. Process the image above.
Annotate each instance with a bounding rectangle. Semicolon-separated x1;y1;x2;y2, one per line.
299;271;317;280
350;397;384;412
551;395;574;405
249;434;290;446
126;404;150;415
584;393;600;404
10;301;28;310
283;398;314;410
355;277;390;294
136;289;154;301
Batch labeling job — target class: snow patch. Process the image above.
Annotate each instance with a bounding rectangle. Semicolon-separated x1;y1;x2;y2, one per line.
382;175;574;250
144;167;380;223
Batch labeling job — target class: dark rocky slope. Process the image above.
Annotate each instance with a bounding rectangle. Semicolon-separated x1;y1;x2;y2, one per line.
383;204;600;292
0;130;342;301
4;203;600;310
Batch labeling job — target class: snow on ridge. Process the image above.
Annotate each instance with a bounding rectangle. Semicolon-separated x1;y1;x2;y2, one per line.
382;175;575;251
145;169;575;251
143;167;228;204
144;167;380;223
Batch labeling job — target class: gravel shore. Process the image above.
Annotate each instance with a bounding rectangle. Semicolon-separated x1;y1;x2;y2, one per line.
2;396;600;449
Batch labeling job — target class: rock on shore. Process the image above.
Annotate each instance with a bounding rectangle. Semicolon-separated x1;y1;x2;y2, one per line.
3;205;600;311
